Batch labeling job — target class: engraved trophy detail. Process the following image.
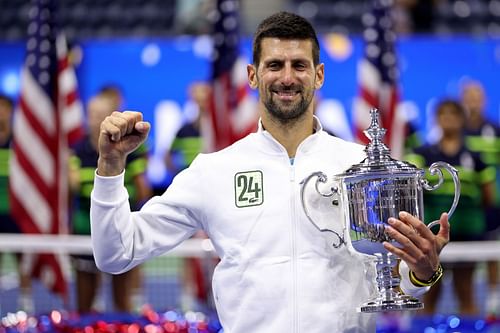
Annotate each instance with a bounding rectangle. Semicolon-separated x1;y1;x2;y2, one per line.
300;108;460;312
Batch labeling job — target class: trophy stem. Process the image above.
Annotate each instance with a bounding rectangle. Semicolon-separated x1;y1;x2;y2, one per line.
358;254;423;313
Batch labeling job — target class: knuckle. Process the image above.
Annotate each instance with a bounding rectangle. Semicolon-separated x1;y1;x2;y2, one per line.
408;229;418;238
420;243;433;255
416;253;427;263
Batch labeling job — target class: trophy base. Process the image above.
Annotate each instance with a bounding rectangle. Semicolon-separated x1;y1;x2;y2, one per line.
358;294;423;313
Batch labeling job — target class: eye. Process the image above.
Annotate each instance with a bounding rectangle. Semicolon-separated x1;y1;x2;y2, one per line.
294;62;307;71
267;61;281;70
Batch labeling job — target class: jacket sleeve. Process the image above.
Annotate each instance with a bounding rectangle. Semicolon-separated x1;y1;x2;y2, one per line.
90;155;207;274
398;260;430;297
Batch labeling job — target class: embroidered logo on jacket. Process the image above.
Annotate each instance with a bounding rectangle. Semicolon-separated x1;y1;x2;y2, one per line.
234;170;263;207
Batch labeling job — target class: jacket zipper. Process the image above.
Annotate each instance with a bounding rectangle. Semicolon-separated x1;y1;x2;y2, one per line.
289;162;299;333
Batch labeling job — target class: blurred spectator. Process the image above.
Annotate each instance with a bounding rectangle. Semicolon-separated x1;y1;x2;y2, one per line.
0;94;33;312
461;80;500;317
165;82;216;311
396;0;441;33
69;93;152;313
165;82;211;175
406;99;495;315
98;84;125;111
174;0;216;35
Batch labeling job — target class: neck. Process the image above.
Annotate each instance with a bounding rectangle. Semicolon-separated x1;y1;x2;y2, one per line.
468;116;483;129
0;129;10;146
261;111;315;158
467;113;483;130
440;133;461;156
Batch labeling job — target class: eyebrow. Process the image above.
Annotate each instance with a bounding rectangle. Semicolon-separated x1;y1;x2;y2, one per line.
262;57;311;65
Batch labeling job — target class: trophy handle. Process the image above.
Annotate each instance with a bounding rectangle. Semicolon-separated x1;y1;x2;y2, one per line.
421;161;460;230
300;171;345;248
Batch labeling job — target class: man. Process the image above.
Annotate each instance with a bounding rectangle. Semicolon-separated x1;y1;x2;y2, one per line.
70;93;151;313
91;12;449;332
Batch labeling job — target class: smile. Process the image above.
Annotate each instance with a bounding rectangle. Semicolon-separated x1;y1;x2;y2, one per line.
272;89;301;100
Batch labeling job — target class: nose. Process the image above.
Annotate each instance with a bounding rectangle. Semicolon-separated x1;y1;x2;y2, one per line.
280;64;295;86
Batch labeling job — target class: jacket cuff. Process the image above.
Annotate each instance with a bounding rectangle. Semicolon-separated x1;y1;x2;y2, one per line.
399;261;430;297
92;170;129;203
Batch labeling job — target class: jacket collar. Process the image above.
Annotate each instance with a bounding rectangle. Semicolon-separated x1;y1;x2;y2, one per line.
256;116;324;156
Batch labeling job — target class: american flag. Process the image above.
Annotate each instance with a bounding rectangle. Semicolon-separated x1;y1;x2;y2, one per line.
354;0;406;158
208;0;257;151
9;0;84;297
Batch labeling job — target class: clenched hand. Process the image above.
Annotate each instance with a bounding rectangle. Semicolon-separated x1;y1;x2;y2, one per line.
97;111;150;176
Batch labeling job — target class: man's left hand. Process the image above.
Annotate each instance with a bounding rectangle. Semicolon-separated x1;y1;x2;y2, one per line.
383;211;449;281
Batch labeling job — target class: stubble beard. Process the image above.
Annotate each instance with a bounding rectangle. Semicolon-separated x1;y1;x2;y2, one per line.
263;86;313;126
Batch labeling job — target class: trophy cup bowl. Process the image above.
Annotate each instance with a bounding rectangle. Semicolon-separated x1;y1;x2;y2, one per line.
301;109;460;313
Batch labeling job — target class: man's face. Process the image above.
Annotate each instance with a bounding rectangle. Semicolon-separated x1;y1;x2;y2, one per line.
247;38;324;124
437;105;464;135
87;96;114;139
462;84;485;117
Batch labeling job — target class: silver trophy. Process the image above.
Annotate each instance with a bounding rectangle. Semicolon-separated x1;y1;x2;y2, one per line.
301;108;460;313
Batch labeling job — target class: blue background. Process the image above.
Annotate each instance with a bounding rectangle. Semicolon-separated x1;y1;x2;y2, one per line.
1;35;500;186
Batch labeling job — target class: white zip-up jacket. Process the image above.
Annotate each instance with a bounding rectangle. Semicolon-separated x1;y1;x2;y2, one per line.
91;119;427;333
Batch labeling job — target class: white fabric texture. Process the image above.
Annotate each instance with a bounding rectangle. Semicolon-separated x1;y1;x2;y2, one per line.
91;118;428;333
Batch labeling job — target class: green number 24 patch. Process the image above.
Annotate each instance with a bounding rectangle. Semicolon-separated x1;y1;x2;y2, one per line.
234;170;263;207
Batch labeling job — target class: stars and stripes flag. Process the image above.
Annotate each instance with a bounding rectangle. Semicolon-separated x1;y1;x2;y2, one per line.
207;0;257;151
354;0;406;158
9;0;84;297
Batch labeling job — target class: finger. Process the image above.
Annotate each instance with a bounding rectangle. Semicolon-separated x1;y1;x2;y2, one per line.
398;211;435;240
100;118;123;142
383;241;417;266
385;224;420;256
123;111;144;132
134;121;150;134
437;213;449;238
387;216;421;243
108;111;135;138
436;213;450;251
123;110;143;122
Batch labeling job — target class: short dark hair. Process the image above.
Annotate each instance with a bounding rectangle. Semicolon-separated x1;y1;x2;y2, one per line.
436;99;465;119
252;11;320;67
98;84;123;99
0;94;14;109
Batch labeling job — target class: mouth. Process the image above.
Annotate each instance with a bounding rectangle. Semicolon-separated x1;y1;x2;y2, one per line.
272;87;301;101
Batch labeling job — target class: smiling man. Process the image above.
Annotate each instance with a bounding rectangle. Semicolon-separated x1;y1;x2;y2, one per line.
90;12;449;333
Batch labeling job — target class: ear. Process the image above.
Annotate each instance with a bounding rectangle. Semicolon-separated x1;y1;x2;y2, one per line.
247;64;258;89
314;63;325;90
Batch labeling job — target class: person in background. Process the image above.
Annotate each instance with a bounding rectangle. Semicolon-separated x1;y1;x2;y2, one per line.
406;99;495;315
165;82;211;176
165;81;216;311
69;93;152;313
98;84;124;111
461;80;500;317
90;12;450;332
0;94;33;312
395;0;441;33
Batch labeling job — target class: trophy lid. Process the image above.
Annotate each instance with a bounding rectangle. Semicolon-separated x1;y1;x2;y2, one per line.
340;108;421;179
